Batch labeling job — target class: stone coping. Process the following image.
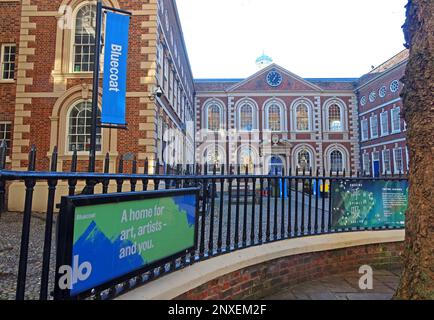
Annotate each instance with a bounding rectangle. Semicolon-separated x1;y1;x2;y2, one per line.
116;230;405;300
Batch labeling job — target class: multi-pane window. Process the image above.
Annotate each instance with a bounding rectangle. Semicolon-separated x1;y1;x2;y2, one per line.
296;104;309;131
382;149;391;174
328;104;342;131
361;119;369;141
363;153;371;175
297;149;311;171
330;150;343;172
370;114;378;139
73;4;96;72
239;103;253;131
268;104;281;131
0;122;11;156
207;104;221;131
380;111;389;136
394;148;404;174
1;44;16;80
68;101;101;152
391;107;401;133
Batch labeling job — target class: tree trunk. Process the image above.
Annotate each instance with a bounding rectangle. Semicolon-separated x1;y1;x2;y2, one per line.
394;0;434;300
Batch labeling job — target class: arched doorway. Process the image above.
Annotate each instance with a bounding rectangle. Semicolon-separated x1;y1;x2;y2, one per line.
268;155;284;175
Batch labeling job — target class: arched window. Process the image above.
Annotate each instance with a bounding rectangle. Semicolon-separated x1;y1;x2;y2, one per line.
207;104;221;131
297;149;311;171
268;104;281;131
68;101;101;152
330;150;343;172
238;147;256;173
204;146;225;172
328;104;342;131
239;102;254;131
296;104;310;131
73;4;97;72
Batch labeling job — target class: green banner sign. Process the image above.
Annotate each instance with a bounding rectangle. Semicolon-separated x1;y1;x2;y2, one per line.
331;179;408;229
54;188;198;299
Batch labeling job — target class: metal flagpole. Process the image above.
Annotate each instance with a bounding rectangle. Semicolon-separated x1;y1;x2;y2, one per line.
89;0;103;172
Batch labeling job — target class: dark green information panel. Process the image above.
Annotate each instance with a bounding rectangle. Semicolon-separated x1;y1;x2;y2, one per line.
331;180;408;229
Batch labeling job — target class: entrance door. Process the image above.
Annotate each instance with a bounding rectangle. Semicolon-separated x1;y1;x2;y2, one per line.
269;156;284;175
372;152;380;177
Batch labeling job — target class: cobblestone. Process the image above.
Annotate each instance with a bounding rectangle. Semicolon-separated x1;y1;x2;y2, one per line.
0;212;57;300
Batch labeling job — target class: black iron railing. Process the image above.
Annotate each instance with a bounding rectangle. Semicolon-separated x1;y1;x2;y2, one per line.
0;142;408;300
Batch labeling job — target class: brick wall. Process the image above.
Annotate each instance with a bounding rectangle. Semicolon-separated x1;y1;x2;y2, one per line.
176;241;403;300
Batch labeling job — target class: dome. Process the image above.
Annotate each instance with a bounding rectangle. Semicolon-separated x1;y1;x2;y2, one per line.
256;53;273;69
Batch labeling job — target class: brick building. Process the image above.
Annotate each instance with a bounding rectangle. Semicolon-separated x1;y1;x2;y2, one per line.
0;0;195;210
195;61;361;175
0;0;409;210
356;50;408;176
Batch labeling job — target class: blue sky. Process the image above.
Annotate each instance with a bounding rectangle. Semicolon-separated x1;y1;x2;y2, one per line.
176;0;408;79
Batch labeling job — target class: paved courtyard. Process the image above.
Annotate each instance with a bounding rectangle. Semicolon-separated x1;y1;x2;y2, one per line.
264;269;401;300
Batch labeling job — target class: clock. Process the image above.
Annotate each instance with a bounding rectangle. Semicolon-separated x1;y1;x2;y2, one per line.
266;70;282;87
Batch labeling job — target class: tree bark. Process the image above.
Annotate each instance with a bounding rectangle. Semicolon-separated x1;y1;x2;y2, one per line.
394;0;434;300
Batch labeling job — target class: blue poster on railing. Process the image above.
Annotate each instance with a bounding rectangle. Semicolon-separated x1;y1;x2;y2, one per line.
331;180;408;229
101;11;130;125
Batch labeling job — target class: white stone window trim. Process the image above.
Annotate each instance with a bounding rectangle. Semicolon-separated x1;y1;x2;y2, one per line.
382;148;392;175
323;98;347;132
235;98;259;132
263;98;287;132
370;114;379;139
361;118;369;141
369;91;377;103
379;86;387;98
393;147;404;174
380;110;389;137
291;144;316;172
360;96;367;106
70;2;98;74
362;152;371;175
324;144;349;174
0;121;11;161
203;99;225;132
291;98;313;132
391;106;401;133
65;99;103;156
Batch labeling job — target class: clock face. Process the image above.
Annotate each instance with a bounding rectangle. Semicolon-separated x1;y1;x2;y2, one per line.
266;70;282;87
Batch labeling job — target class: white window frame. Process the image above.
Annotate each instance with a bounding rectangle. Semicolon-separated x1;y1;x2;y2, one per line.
391;107;401;133
324;99;346;132
293;101;312;132
362;152;371;175
382;149;391;175
236;100;258;132
66;100;103;155
1;44;16;81
71;3;98;73
264;100;285;132
380;111;389;136
0;121;12;159
204;100;224;132
393;147;404;174
361;119;369;141
370;114;379;139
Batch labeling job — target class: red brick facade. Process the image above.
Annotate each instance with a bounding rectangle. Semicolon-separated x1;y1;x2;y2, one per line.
357;50;408;176
176;241;403;300
195;65;360;174
0;0;194;174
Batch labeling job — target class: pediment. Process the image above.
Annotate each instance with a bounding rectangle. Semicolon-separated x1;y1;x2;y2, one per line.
228;64;323;92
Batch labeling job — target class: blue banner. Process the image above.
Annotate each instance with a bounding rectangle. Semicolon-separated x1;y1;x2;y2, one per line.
101;11;130;125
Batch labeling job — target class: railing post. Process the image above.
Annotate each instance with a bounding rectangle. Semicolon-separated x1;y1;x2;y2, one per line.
16;145;37;300
40;146;58;300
